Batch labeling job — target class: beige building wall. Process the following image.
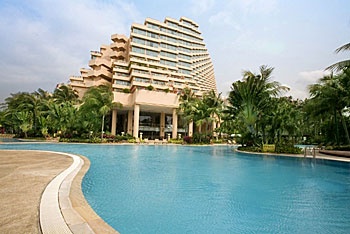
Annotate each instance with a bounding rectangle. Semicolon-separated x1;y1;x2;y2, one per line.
69;17;217;139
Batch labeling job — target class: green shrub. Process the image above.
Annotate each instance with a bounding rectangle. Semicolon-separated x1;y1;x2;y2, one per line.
238;146;261;152
275;143;302;154
192;133;211;144
128;139;137;143
123;88;130;93
168;139;183;144
326;145;350;151
212;139;223;144
146;85;154;91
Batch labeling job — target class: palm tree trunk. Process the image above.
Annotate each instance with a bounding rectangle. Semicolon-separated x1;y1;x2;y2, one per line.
335;109;340;145
338;110;350;145
101;115;105;141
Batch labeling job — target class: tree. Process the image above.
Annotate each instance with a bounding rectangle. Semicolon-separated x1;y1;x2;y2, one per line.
80;85;121;140
53;84;79;104
326;42;350;72
226;65;289;145
307;72;350;145
48;102;78;137
15;111;33;138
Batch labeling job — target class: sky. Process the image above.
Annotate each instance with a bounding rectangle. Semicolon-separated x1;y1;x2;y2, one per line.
0;0;349;103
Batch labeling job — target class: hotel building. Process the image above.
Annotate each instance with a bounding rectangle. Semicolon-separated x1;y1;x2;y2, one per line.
69;17;217;139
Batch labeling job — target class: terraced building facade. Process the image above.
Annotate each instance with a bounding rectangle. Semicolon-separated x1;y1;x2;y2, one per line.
69;17;217;139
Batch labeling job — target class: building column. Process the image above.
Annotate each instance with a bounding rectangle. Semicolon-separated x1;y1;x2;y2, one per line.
133;104;140;138
172;108;178;139
111;109;117;135
127;110;133;135
160;112;165;138
188;121;193;137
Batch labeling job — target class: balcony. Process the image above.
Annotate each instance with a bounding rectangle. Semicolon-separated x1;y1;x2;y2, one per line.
90;68;113;80
111;34;128;43
110;51;126;60
88;58;112;69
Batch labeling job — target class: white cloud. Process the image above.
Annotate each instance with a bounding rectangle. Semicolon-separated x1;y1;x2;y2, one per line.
0;0;141;101
282;69;332;100
208;11;241;30
298;70;331;84
190;0;216;15
232;0;278;15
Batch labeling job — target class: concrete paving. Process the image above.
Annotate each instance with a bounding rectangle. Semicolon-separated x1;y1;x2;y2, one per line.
0;149;119;234
0;150;72;233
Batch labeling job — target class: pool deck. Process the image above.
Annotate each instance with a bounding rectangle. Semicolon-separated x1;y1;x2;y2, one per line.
0;150;118;234
0;146;350;233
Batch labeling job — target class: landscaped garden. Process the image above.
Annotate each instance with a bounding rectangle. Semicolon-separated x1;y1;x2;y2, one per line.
1;43;349;154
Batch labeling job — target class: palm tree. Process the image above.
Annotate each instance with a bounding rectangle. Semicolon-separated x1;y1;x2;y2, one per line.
227;65;289;145
203;90;224;131
80;85;121;140
326;42;350;72
48;102;78;136
15;111;33;138
178;87;198;134
308;73;350;145
53;84;79;104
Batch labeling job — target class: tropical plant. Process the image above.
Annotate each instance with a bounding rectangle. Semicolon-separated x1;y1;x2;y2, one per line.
15;111;33;137
53;84;79;104
48;102;78;136
226;65;289;146
326;42;350;72
80;85;121;140
307;71;350;145
12;89;51;134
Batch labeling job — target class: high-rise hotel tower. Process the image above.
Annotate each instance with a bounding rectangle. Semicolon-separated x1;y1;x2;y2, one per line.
70;17;217;139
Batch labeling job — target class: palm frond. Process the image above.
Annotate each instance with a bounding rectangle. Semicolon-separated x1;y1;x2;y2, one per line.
326;60;350;72
335;43;350;53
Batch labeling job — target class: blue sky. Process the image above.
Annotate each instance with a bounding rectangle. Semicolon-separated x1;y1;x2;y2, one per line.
0;0;349;103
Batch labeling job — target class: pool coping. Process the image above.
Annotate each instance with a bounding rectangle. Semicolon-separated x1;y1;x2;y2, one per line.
39;150;119;234
235;148;350;163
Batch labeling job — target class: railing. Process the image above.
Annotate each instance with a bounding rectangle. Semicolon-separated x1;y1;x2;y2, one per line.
303;146;321;158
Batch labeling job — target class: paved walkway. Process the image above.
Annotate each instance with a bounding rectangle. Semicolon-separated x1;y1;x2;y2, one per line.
0;150;72;233
0;150;118;234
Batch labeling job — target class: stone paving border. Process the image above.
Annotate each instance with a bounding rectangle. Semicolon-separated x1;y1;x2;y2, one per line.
235;148;350;163
39;151;118;234
39;151;84;233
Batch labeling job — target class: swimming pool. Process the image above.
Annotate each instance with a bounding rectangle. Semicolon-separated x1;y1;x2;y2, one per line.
1;143;350;233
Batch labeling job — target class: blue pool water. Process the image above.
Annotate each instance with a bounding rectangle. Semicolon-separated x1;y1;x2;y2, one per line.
1;143;350;233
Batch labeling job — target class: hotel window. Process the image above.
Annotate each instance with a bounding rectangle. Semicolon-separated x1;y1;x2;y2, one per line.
116;72;129;77
179;47;191;53
160;43;177;51
147;31;159;39
133;28;147;36
132;47;145;54
167;28;176;35
147;23;160;30
145;40;159;48
134;77;149;83
178;68;191;75
115;80;131;86
160;59;176;67
178;54;191;60
167;22;178;29
179;61;191;68
160;51;176;59
133;37;145;45
167;36;177;43
146;50;158;57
